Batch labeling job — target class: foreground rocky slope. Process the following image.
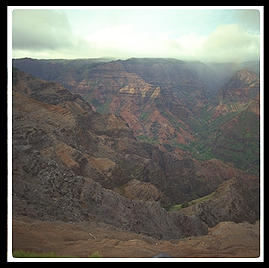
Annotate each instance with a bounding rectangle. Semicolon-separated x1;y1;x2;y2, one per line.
13;216;260;258
175;177;259;227
12;68;209;240
12;68;260;254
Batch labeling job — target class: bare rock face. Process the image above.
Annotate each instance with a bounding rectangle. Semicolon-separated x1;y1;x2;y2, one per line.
13;138;208;240
13;58;260;174
198;177;259;227
179;177;260;227
13;145;208;240
221;69;260;103
12;68;259;242
12;68;209;240
12;58;207;159
115;179;163;202
80;177;208;239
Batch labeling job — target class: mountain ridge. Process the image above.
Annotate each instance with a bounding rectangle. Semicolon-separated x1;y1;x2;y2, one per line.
12;67;259;215
13;57;260;174
11;66;260;256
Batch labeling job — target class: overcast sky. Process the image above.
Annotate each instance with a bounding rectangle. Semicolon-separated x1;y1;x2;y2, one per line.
11;7;261;62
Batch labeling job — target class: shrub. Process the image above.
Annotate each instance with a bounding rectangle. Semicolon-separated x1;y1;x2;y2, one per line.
88;251;101;258
181;202;189;208
13;250;71;258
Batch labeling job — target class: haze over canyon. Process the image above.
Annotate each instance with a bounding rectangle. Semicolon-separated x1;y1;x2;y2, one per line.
11;56;261;258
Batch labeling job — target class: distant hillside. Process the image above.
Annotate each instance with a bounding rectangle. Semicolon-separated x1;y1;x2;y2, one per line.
13;58;260;174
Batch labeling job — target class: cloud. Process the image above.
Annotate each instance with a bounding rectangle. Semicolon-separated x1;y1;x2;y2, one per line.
83;25;174;58
11;9;260;62
12;10;75;51
162;24;260;62
233;9;260;32
171;34;207;60
200;24;260;62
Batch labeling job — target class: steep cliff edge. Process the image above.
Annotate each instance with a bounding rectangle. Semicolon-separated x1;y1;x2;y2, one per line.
12;68;260;243
12;68;209;240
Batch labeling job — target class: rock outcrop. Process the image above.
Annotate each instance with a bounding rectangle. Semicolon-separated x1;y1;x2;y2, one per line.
12;68;209;239
13;58;260;174
12;67;260;242
179;177;260;227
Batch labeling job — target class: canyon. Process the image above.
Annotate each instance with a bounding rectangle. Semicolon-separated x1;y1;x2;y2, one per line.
12;57;261;258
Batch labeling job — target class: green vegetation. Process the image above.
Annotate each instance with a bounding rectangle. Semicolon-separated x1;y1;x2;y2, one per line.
169;191;216;212
181;201;190;208
150;121;161;139
137;103;259;175
137;135;158;145
13;250;102;258
13;250;72;258
88;251;102;258
139;110;151;121
163;143;174;152
90;97;101;108
184;105;260;175
186;141;213;161
168;137;214;161
159;109;188;132
96;98;111;114
211;108;260;174
210;111;240;131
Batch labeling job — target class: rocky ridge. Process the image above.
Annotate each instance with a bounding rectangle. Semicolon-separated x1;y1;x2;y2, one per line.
13;68;209;240
12;68;259;241
13;58;260;173
12;66;260;258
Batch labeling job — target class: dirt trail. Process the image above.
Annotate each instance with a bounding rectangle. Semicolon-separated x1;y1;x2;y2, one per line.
12;216;260;259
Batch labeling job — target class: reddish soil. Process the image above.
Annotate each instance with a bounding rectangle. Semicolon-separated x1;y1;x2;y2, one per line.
12;216;260;259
